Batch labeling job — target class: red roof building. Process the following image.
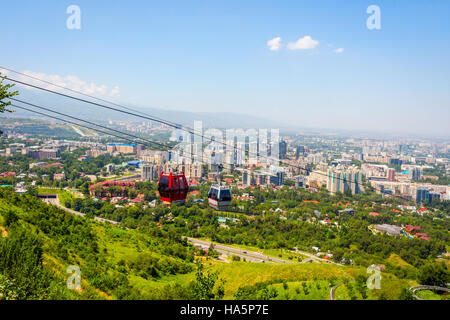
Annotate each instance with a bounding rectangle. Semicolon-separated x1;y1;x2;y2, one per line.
43;162;63;168
405;225;420;233
0;172;16;177
416;233;430;241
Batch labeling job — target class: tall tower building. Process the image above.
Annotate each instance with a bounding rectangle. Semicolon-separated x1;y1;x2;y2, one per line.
387;168;395;182
416;188;429;204
141;164;154;181
296;145;305;159
279;140;287;160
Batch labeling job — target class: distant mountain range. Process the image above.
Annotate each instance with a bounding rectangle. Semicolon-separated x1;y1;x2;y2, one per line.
11;90;288;130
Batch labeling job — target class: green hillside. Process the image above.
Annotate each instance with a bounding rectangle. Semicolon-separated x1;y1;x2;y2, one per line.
0;188;445;300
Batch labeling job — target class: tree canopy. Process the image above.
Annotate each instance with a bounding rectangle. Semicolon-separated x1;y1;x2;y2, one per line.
0;73;18;134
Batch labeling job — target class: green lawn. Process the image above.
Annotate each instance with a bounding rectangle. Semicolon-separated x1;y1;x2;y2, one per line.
270;280;331;300
205;261;359;299
334;276;418;300
416;289;449;300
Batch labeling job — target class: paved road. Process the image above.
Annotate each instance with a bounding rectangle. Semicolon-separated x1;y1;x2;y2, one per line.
42;196;119;225
113;174;141;182
409;285;450;300
186;238;292;264
330;283;343;300
291;248;344;266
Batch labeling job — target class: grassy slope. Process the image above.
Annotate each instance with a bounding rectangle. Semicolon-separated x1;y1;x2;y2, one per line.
0;192;420;300
387;253;415;268
206;261;358;299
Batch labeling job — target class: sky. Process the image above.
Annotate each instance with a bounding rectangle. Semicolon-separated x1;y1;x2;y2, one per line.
1;0;449;136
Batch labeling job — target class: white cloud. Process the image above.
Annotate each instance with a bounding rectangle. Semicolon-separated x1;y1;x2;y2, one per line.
267;37;282;51
110;85;120;97
0;69;119;97
287;36;319;50
334;48;344;54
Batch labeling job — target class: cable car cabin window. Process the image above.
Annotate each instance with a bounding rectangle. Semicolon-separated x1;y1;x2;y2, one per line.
209;188;218;200
220;189;232;201
178;177;184;191
173;177;179;191
159;176;169;192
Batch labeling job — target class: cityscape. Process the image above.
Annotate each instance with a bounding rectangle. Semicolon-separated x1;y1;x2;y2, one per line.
0;0;448;312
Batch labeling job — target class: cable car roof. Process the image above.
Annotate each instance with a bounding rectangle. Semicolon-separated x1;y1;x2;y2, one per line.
210;185;230;190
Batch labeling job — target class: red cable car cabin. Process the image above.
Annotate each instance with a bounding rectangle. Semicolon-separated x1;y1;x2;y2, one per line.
157;171;189;204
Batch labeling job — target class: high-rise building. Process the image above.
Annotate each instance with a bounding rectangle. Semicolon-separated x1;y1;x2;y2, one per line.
327;166;363;195
279;140;287;160
409;167;420;182
242;170;255;186
141;164;154;181
28;149;59;160
387;168;395;182
269;172;284;186
136;144;145;156
242;170;249;186
416;188;429;204
141;163;163;181
254;172;266;185
389;158;403;166
294;175;306;188
295;145;305;159
428;192;441;204
184;163;203;180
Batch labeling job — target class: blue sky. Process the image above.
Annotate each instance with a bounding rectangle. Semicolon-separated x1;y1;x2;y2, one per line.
1;0;449;136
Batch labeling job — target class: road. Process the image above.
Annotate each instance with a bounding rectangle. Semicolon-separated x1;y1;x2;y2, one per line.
186;238;292;264
330;283;343;300
291;248;344;266
42;196;119;225
409;285;450;300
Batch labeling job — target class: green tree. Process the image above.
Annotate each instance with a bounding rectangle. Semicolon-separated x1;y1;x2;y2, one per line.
355;274;368;299
231;255;241;262
191;263;223;300
398;287;414;300
3;209;19;227
0;73;18;133
417;262;449;287
0;227;50;299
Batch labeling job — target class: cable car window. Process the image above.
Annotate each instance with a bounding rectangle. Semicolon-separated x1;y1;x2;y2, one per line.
220;189;232;201
173;177;179;191
179;177;184;191
209;188;218;200
159;176;169;192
